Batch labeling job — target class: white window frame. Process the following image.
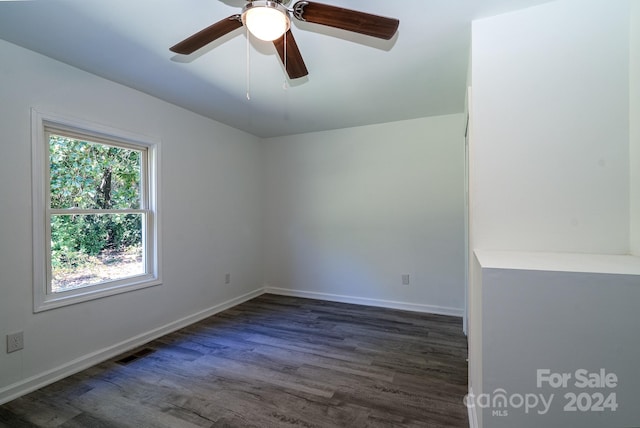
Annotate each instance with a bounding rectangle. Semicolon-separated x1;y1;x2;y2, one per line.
31;109;161;312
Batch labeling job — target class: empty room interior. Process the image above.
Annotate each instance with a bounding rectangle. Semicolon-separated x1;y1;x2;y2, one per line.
0;0;639;427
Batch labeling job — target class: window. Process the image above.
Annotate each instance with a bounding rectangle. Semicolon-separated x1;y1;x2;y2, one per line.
32;109;160;311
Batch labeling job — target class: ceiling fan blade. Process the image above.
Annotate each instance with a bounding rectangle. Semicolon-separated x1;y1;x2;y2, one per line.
170;15;242;54
273;30;308;79
292;1;399;40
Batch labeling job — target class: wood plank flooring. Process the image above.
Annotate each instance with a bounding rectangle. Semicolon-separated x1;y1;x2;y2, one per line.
0;294;469;428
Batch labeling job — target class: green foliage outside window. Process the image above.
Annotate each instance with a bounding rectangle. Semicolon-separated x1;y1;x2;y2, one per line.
49;136;141;210
49;135;144;284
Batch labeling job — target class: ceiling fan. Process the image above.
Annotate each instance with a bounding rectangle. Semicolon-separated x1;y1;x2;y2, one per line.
170;0;399;79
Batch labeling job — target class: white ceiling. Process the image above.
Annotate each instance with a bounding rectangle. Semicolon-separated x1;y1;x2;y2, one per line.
0;0;553;138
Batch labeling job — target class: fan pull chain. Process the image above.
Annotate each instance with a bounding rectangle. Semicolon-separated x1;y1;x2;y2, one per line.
282;32;288;90
246;27;251;100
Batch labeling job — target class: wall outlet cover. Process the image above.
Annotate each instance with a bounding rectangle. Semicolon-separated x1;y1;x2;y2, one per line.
7;331;24;353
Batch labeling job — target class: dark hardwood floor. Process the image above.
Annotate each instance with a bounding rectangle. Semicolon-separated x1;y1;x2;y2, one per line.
0;294;469;428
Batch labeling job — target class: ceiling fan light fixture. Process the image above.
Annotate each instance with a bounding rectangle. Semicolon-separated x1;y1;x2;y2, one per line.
242;1;291;42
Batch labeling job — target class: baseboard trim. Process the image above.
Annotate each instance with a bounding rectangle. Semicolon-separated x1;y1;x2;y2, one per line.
264;287;464;317
0;287;263;406
467;386;479;428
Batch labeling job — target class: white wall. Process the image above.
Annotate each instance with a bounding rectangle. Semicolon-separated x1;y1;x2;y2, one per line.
263;115;466;315
468;1;635;427
471;0;630;254
631;1;640;255
0;40;264;399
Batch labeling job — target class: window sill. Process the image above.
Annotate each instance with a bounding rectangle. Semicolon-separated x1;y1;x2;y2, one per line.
34;275;162;313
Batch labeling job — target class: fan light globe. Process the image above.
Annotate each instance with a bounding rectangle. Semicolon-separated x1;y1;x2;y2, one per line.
242;1;290;42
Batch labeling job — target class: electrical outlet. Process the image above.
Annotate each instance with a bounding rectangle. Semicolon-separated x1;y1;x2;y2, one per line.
225;273;231;284
402;274;410;285
7;332;24;353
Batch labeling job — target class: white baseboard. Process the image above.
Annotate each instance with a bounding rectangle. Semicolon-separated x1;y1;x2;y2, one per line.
264;287;464;317
467;386;479;428
0;287;263;406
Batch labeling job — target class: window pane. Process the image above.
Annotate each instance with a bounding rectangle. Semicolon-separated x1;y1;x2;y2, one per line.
49;135;141;210
50;213;144;292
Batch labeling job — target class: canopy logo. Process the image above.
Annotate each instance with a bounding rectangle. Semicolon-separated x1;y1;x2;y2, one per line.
464;368;619;417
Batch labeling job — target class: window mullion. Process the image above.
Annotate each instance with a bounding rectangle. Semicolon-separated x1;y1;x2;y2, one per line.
49;208;146;215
